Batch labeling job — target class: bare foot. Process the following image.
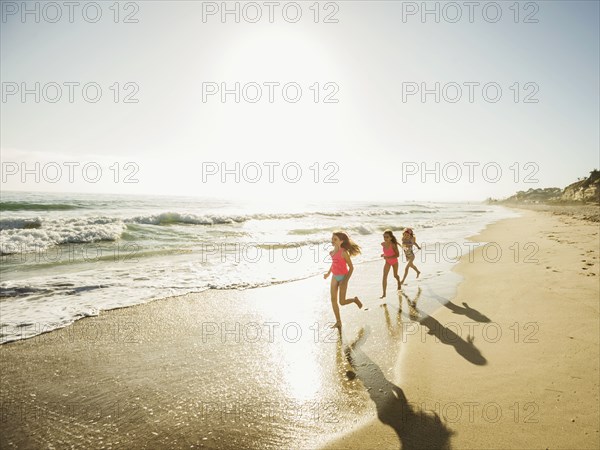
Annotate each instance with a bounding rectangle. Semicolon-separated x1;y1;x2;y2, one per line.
331;321;342;329
354;297;363;309
397;283;402;290
416;271;421;279
380;294;386;299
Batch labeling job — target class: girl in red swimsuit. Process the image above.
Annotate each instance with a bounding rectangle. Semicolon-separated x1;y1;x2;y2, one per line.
380;229;401;298
324;231;362;329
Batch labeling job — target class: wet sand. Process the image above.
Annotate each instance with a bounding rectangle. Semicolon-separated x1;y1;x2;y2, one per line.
2;208;599;449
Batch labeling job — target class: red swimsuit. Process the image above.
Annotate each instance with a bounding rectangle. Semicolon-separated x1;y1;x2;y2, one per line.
382;243;398;266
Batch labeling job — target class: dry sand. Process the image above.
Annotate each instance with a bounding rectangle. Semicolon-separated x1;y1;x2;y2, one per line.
1;208;598;449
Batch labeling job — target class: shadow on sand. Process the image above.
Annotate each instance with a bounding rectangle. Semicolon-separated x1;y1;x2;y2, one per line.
425;285;492;323
341;327;453;450
398;288;488;366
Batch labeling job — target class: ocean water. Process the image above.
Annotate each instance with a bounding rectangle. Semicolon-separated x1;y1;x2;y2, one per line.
0;191;517;343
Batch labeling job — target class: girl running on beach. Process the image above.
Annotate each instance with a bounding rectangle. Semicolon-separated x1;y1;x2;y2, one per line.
400;228;421;286
380;229;401;298
324;231;363;329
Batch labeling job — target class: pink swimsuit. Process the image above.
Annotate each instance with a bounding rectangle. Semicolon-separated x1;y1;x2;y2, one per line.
382;244;398;266
331;248;349;275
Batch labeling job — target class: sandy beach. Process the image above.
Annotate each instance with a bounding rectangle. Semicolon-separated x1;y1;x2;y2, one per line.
1;207;599;449
3;1;599;448
325;207;600;449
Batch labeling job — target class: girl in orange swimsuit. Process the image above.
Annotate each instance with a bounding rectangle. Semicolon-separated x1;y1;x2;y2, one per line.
324;231;363;329
400;228;421;286
380;229;401;298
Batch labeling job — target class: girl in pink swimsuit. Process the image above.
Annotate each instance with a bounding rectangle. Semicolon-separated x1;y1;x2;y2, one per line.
380;229;401;298
324;231;363;329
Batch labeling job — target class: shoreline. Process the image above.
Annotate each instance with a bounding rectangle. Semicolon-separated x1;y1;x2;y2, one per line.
0;211;493;346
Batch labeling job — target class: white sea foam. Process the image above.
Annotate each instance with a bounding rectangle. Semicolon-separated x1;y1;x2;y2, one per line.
0;217;127;254
127;212;247;225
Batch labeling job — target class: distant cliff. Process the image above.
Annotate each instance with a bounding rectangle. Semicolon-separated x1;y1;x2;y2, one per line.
489;170;600;204
561;170;600;203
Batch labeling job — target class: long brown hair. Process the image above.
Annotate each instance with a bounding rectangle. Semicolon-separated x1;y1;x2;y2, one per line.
333;231;361;256
383;229;399;245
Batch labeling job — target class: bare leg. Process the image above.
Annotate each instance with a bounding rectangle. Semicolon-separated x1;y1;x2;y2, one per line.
401;262;410;285
381;264;390;298
339;281;352;305
408;256;421;278
339;280;362;309
330;278;342;327
392;263;401;290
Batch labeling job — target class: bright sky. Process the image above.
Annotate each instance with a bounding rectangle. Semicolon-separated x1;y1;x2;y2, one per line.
1;0;598;202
